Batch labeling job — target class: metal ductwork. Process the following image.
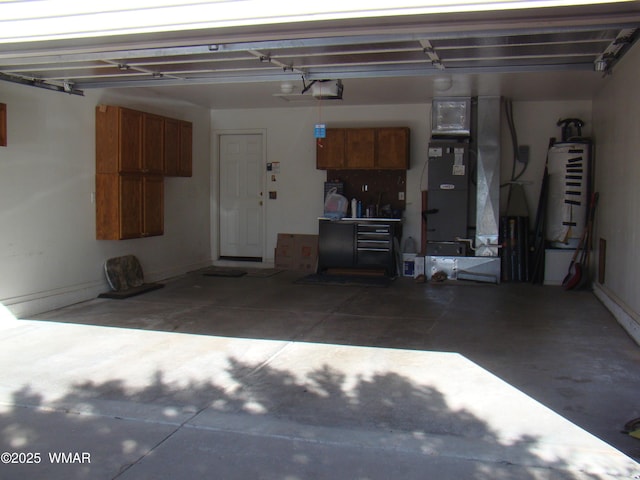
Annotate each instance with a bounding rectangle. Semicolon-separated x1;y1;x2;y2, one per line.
475;96;501;258
425;96;502;284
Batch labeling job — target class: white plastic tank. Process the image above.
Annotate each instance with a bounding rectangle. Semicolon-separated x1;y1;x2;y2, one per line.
545;142;591;248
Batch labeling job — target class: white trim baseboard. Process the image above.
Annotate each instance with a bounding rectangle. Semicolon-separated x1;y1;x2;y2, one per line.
594;283;640;346
3;259;213;319
3;281;106;319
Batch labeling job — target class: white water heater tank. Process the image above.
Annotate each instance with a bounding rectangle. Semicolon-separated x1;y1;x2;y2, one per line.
545;142;591;248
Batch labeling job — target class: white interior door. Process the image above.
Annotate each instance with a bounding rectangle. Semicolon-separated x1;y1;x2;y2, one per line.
219;133;264;259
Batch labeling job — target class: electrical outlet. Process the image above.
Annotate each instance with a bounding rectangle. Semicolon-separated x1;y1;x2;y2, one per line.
398;191;405;201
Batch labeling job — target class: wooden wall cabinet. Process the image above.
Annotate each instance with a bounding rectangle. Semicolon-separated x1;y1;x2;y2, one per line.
316;129;346;169
316;127;409;170
96;105;166;240
95;173;163;237
96;173;164;240
0;103;7;147
143;113;165;174
346;128;375;169
163;117;193;177
96;104;193;239
376;127;410;169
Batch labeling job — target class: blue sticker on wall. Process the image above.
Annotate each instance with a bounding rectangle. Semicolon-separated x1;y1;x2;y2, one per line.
314;123;326;138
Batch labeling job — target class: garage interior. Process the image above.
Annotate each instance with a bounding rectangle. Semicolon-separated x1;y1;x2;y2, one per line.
1;2;640;478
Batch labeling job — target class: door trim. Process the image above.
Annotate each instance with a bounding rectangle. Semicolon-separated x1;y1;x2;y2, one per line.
212;129;267;262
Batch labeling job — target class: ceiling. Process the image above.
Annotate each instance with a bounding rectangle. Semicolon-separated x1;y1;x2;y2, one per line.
1;2;639;108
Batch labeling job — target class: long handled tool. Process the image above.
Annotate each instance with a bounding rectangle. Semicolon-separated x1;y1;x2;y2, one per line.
575;193;599;290
563;192;598;290
562;224;588;287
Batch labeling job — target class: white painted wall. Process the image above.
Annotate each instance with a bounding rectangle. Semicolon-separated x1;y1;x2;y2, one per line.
592;41;640;334
210;100;593;263
500;100;592;222
210;104;430;262
0;81;212;317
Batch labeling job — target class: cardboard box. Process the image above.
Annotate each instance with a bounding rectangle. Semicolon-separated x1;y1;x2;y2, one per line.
275;234;319;272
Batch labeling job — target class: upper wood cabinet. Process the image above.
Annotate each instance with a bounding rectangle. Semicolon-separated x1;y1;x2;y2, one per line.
316;129;346;169
143;113;165;174
376;127;410;169
346;129;376;169
97;105;192;177
96;106;142;174
163;117;193;177
316;127;409;170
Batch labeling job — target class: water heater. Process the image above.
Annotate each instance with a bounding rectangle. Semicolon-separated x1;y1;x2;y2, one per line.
545;142;591;248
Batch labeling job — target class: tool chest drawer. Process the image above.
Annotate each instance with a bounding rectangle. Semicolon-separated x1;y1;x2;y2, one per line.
356;223;392;249
356;222;394;273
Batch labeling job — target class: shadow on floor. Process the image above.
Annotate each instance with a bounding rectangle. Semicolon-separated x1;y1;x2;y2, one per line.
28;270;640;463
0;355;605;479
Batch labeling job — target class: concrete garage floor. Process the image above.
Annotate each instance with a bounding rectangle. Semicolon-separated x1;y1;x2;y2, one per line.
1;269;640;479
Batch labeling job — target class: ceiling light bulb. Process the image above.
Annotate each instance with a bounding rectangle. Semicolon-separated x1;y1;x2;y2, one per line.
433;76;452;92
280;82;294;94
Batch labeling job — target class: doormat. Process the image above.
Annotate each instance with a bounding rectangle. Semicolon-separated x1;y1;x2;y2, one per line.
202;267;247;277
294;273;393;287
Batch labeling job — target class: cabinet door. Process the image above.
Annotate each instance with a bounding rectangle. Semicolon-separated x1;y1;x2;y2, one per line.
143;175;164;236
95;106;120;174
143;113;164;174
179;121;193;177
346;129;375;169
119;108;143;173
163;118;180;176
96;173;120;239
376;127;409;169
119;175;143;239
316;129;345;169
318;220;355;270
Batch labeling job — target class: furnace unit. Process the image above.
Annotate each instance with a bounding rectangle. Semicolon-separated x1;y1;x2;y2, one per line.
424;97;502;284
426;97;472;256
425;141;470;255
